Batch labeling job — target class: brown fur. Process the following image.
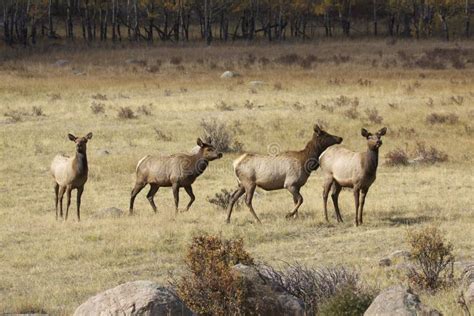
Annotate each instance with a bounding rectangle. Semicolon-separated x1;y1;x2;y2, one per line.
226;125;343;224
129;138;223;215
319;127;387;226
50;132;93;221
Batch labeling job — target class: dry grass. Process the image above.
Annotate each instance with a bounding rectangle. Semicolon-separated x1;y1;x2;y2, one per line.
0;40;473;315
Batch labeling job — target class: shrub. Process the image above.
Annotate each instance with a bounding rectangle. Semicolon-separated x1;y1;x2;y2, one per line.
4;110;23;122
273;82;283;91
153;127;172;142
365;108;383;124
275;53;301;65
200;119;236;153
175;235;254;316
414;142;448;164
426;113;459;125
207;188;241;210
343;107;359;120
318;286;375;316
90;102;105;114
170;56;183;65
385;148;410;166
215;100;233;111
137;104;153;116
260;264;361;314
406;226;455;291
91;93;107;101
117;106;136;119
31;106;44;116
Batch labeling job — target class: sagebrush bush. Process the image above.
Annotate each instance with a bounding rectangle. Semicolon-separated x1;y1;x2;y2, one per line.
318;286;375;316
200;119;236;152
414;142;448;164
407;226;455;291
385;148;410;166
426;112;459;125
31;106;44;116
207;189;241;210
137;104;153;116
365;108;383;124
90;102;105;114
175;235;254;316
117;106;136;119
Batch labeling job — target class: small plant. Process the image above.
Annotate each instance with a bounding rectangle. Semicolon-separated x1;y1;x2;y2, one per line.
273;82;283;91
450;95;464;106
259;56;270;66
275;53;301;66
426;98;434;107
164;89;172;97
215;100;233;111
31;106;44;116
117;106;136;119
207;188;241;210
243;100;254;110
48;93;61;101
153;127;172;142
318;286;375;316
365;108;383;124
175;235;254;316
385;148;410;166
137;104;153;116
91;93;107;101
170;56;182;65
4;110;23;122
200;119;234;153
291;102;305;111
414;142;448;164
357;78;372;87
426;113;459;125
90;102;105;114
343;107;359;120
406;226;455;291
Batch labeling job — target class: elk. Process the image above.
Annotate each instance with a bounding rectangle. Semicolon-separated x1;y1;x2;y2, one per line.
226;125;343;224
319;127;387;226
50;132;93;221
129;138;223;215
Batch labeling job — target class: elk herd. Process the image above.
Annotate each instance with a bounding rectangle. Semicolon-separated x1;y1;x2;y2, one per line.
51;125;387;227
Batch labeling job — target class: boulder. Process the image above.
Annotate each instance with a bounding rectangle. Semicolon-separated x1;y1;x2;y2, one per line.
92;207;124;218
74;280;192;316
364;285;441;316
220;71;239;78
232;264;304;316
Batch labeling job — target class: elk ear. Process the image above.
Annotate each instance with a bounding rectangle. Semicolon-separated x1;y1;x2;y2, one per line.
361;128;370;138
68;133;77;141
197;138;204;147
86;132;93;140
377;127;387;136
313;124;322;135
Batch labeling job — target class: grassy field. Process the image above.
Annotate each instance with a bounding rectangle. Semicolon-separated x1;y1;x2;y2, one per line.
0;39;473;314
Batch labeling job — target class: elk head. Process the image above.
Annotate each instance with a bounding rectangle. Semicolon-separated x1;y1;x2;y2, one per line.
313;124;343;148
361;127;387;150
68;132;93;154
197;138;223;161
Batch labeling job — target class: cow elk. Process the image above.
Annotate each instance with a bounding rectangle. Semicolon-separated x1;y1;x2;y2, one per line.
319;127;387;226
50;132;93;221
129;138;223;215
226;124;343;224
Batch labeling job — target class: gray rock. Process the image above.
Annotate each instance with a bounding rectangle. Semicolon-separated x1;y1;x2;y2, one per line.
466;282;474;304
232;264;304;316
54;59;69;67
220;71;239;78
93;207;124;218
379;257;392;267
74;280;192;316
364;285;441;316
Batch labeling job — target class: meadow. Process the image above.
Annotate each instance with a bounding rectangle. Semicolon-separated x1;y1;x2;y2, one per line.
0;39;473;314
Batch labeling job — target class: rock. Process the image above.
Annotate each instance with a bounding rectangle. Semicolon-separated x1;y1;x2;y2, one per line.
74;280;192;316
249;80;265;87
465;282;474;304
220;71;239;78
232;264;304;316
54;59;69;67
93;207;124;218
364;285;441;316
379;257;392;267
390;250;411;260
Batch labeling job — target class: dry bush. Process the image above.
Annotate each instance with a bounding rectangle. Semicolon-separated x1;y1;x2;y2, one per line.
170;56;183;65
200;119;234;153
333;54;351;64
153;127;172;142
215;100;234;111
48;93;62;101
385;148;410;166
316;101;334;113
333;95;358;107
145;65;160;73
365;108;383;124
343;107;359;120
426;113;459;125
273;82;283;91
291;101;305;111
450;95;464;106
91;93;107;101
260;264;362;315
357;78;372;87
258;56;270;66
4;110;23;122
275;53;301;66
175;235;254;316
426;98;434;107
164;89;172;96
318;286;375;316
327;78;345;86
207;188;242;210
117;106;136;119
243;100;254;110
407;226;455;291
90;102;105;114
31;106;44;116
299;55;317;69
414;142;448;164
137;104;153;116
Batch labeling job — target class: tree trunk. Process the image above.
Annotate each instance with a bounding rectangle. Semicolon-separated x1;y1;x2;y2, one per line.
111;0;116;41
373;0;377;36
48;0;54;38
67;0;73;39
466;0;471;38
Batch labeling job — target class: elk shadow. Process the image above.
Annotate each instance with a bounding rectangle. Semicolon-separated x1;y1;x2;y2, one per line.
381;208;434;226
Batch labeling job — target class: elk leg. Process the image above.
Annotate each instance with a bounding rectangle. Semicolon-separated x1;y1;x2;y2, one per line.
286;186;303;219
226;186;245;224
359;189;368;224
65;186;72;220
172;183;180;214
146;184;159;213
331;182;343;222
183;185;195;212
58;186;66;219
129;182;146;215
244;183;261;224
354;189;360;227
54;183;59;220
77;186;84;222
322;178;333;222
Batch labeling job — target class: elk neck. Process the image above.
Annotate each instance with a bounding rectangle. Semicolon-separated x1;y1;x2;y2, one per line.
190;150;209;176
363;147;379;177
74;150;88;175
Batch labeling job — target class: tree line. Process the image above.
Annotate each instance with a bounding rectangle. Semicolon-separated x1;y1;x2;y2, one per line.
2;0;472;46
